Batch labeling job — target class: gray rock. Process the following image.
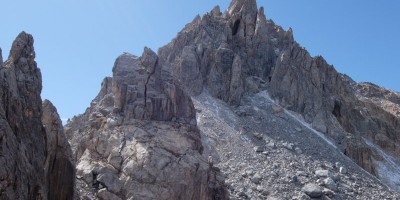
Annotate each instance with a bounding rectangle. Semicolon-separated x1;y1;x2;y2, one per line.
339;166;348;174
323;188;335;197
96;172;122;194
0;32;74;200
295;147;303;154
42;100;75;200
315;169;331;178
266;142;276;149
251;174;262;184
302;183;323;198
97;189;122;200
112;48;195;124
140;46;158;74
282;142;294;150
323;177;338;191
254;146;264;152
68;47;228;199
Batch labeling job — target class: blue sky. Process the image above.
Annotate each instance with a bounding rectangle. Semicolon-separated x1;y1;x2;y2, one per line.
1;0;399;121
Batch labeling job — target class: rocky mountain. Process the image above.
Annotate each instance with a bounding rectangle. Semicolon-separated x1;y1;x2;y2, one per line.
0;32;74;199
65;48;227;199
155;0;400;194
1;0;400;199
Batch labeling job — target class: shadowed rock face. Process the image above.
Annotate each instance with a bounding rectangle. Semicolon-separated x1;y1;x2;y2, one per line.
0;32;47;200
42;100;75;200
156;0;400;179
0;32;74;200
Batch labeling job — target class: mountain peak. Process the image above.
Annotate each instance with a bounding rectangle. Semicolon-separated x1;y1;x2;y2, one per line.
8;31;35;65
227;0;257;17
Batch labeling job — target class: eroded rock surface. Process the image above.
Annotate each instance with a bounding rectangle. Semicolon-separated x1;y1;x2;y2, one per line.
0;32;74;199
156;0;400;188
42;100;75;200
66;47;227;200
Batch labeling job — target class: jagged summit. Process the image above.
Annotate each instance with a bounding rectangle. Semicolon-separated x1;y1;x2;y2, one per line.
0;1;399;199
227;0;257;17
64;0;400;199
0;32;73;200
8;31;36;65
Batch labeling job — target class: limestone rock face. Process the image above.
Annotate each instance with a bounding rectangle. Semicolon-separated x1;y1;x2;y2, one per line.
0;32;74;200
156;0;400;181
66;47;227;200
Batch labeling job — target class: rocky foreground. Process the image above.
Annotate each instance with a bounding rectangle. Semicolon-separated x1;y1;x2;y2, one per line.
1;0;400;199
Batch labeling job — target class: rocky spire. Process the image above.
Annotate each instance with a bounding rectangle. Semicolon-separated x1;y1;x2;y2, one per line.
227;0;258;21
228;0;257;15
226;0;258;39
42;100;75;200
8;31;36;67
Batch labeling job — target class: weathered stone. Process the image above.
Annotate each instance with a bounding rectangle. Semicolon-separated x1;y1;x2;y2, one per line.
340;167;348;174
140;46;158;74
251;174;262;184
42;100;75;200
96;171;122;194
0;32;74;200
323;177;338;192
97;189;122;200
302;183;323;198
254;146;264;153
67;45;228;199
112;48;195;124
315;170;331;178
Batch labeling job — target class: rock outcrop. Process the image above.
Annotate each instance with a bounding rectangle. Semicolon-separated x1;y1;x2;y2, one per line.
66;48;227;199
0;32;47;199
42;100;75;200
0;32;74;200
156;0;400;184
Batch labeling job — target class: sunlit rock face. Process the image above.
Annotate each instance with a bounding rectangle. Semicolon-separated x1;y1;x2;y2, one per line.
157;0;400;184
65;47;227;200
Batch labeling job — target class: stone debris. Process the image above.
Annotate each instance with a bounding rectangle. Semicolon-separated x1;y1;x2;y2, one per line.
302;183;323;198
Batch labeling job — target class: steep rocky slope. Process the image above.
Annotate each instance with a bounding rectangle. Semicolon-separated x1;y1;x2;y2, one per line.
155;0;400;191
194;90;399;199
0;33;74;200
65;49;227;199
66;0;400;199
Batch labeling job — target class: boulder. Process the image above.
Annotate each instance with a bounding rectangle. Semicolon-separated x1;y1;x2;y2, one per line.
302;183;323;198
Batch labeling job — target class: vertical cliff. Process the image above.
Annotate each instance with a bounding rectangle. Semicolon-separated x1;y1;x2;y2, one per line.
0;32;74;200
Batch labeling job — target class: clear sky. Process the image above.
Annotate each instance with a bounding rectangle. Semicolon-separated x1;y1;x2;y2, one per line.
1;0;399;122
